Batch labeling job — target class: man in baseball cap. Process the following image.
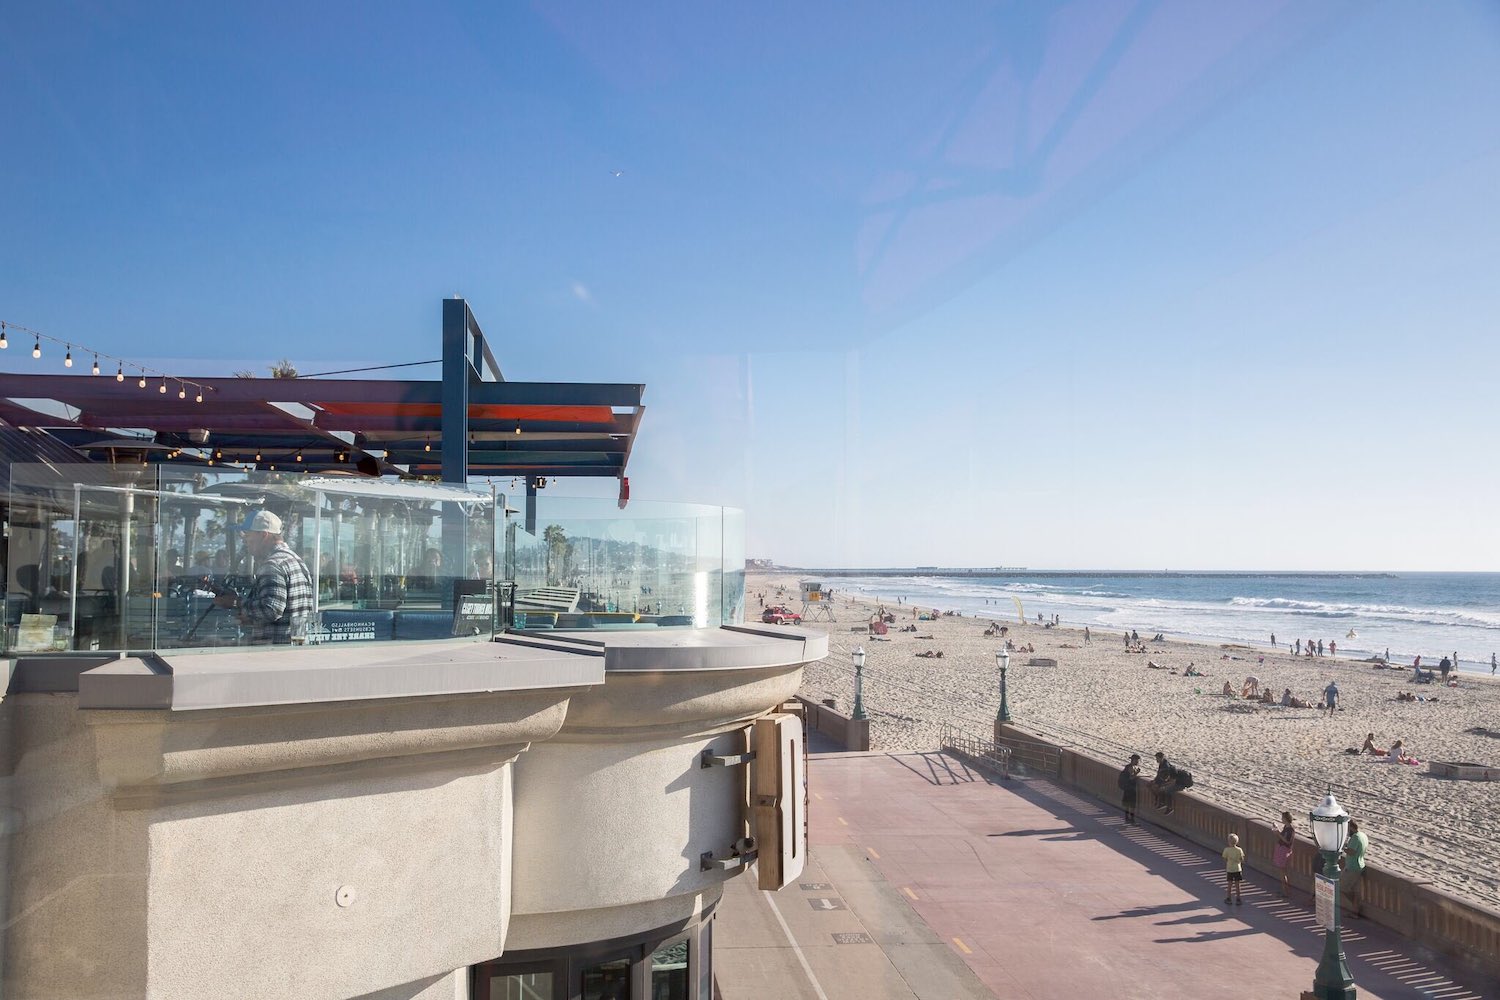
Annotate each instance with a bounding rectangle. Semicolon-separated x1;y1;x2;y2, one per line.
214;509;313;643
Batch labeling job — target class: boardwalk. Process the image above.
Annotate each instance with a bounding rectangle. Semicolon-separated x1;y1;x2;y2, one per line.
715;749;1497;999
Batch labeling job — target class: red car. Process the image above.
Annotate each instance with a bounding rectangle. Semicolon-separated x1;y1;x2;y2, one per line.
761;605;802;625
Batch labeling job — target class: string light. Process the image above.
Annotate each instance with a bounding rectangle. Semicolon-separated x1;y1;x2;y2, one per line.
515;420;521;435
424;438;431;451
255;451;262;462
0;318;212;407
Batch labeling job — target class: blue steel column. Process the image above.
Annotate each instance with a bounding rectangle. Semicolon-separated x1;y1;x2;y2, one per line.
441;298;471;485
441;299;472;592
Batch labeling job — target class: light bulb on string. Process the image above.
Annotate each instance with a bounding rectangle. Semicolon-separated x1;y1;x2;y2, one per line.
32;338;41;359
138;372;147;388
116;364;124;382
159;378;167;394
424;439;431;452
0;322;7;349
92;355;100;375
515;421;521;435
195;388;203;402
178;383;186;399
64;347;73;367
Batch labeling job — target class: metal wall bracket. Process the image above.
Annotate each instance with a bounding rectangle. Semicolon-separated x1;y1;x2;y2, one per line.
701;749;756;769
700;836;757;872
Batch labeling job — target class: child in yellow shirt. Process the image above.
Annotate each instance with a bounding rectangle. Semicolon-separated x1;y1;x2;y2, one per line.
1223;833;1246;905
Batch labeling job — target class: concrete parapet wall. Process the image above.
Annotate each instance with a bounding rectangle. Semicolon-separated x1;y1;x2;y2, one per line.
988;724;1500;986
794;696;869;752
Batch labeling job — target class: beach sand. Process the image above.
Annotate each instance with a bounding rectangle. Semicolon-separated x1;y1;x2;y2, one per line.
750;572;1500;910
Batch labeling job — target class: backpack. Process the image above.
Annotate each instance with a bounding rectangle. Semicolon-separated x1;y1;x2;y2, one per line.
1176;769;1194;789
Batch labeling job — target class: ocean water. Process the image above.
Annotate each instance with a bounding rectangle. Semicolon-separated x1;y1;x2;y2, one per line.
832;572;1500;676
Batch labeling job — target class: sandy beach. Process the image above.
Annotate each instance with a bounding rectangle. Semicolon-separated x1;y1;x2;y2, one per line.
750;571;1500;911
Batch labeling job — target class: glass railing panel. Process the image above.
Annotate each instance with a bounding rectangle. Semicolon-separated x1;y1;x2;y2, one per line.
502;496;745;630
4;464;497;653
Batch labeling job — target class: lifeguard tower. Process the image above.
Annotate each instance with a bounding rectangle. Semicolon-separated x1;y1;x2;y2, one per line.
799;580;835;622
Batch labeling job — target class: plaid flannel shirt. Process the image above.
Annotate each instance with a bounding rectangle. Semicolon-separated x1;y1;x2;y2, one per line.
242;542;313;644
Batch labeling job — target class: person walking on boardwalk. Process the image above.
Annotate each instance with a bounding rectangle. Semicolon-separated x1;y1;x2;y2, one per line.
1340;820;1367;918
1118;754;1141;824
1223;834;1246;905
1273;811;1296;898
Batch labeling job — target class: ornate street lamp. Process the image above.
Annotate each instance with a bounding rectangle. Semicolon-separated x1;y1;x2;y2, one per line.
1309;790;1357;1000
996;648;1012;723
851;646;868;721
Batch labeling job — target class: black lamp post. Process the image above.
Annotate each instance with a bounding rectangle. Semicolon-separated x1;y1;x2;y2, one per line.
996;648;1012;723
1309;790;1357;1000
851;646;868;721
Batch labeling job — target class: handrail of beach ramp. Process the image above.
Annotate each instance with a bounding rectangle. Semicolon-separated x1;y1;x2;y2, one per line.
801;646;1500;906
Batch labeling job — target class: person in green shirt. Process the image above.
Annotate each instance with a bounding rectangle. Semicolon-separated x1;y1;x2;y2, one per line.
1340;820;1367;918
1222;833;1246;905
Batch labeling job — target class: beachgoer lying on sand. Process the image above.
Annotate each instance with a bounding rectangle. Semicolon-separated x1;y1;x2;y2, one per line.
1147;660;1166;670
915;650;943;659
1241;676;1261;699
1361;733;1387;756
1222;681;1235;697
1278;688;1310;708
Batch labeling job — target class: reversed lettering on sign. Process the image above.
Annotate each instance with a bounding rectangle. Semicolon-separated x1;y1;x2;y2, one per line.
832;932;873;945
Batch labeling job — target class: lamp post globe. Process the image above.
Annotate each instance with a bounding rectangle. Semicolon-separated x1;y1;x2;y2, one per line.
996;648;1012;724
1309;789;1357;1000
851;646;868;721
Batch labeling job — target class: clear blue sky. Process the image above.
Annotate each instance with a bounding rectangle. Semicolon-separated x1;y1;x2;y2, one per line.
3;1;1498;569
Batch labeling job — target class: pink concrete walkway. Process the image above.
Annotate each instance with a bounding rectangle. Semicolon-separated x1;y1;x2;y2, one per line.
715;750;1497;1000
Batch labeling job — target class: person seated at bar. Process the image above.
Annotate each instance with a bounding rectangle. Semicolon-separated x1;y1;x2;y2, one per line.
411;548;444;590
213;510;313;644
